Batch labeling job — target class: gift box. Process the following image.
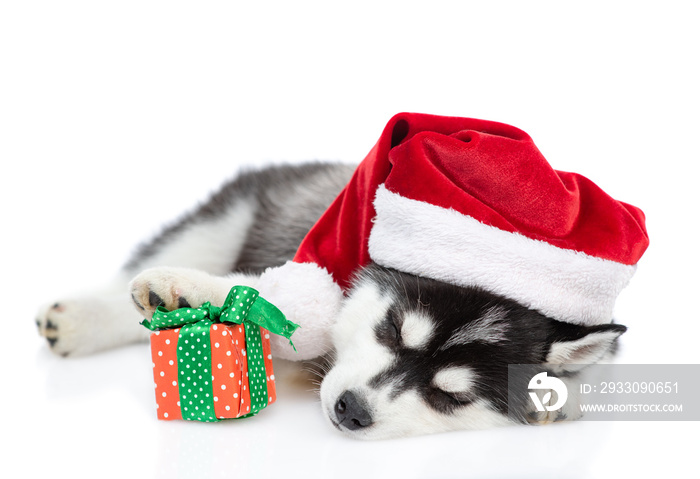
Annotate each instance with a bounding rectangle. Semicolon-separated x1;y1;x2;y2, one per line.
141;286;299;422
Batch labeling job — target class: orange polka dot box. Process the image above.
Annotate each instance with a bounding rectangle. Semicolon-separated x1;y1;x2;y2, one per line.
141;286;299;422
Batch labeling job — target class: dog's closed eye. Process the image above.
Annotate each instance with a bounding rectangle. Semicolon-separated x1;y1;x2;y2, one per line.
375;311;402;348
427;367;476;412
433;387;471;404
427;386;473;413
389;312;401;341
374;310;435;351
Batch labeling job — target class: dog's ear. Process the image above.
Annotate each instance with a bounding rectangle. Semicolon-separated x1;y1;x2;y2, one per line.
544;321;627;373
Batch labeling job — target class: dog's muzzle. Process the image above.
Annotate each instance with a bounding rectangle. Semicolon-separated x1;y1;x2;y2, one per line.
333;390;373;431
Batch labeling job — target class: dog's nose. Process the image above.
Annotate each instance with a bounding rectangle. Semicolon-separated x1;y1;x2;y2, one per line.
334;390;373;430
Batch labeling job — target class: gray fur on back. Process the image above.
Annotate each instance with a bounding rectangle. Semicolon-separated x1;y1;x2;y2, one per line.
234;162;355;272
124;162;356;274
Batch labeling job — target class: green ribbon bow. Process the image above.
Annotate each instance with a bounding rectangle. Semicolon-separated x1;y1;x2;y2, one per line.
141;286;299;421
141;286;299;344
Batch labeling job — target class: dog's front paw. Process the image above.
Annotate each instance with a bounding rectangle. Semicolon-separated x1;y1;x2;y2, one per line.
526;409;568;425
525;382;582;425
129;267;232;319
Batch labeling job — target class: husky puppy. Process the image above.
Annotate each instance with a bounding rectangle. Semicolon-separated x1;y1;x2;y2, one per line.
36;162;626;439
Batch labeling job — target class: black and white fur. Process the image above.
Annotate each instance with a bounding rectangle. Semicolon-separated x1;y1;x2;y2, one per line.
36;162;626;440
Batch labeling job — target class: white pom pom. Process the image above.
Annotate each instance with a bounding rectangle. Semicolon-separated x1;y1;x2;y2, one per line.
256;261;343;360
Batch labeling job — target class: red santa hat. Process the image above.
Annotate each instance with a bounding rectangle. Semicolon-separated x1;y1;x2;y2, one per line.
257;112;649;360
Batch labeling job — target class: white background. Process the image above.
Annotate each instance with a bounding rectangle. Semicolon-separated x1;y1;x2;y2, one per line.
1;1;698;478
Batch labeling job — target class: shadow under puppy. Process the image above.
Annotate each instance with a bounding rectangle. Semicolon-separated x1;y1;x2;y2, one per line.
37;113;649;439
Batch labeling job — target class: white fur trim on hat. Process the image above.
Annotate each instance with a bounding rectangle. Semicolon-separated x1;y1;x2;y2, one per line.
368;185;636;325
256;261;343;360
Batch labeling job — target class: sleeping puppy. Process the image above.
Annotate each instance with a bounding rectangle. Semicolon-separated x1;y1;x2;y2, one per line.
35;161;627;439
